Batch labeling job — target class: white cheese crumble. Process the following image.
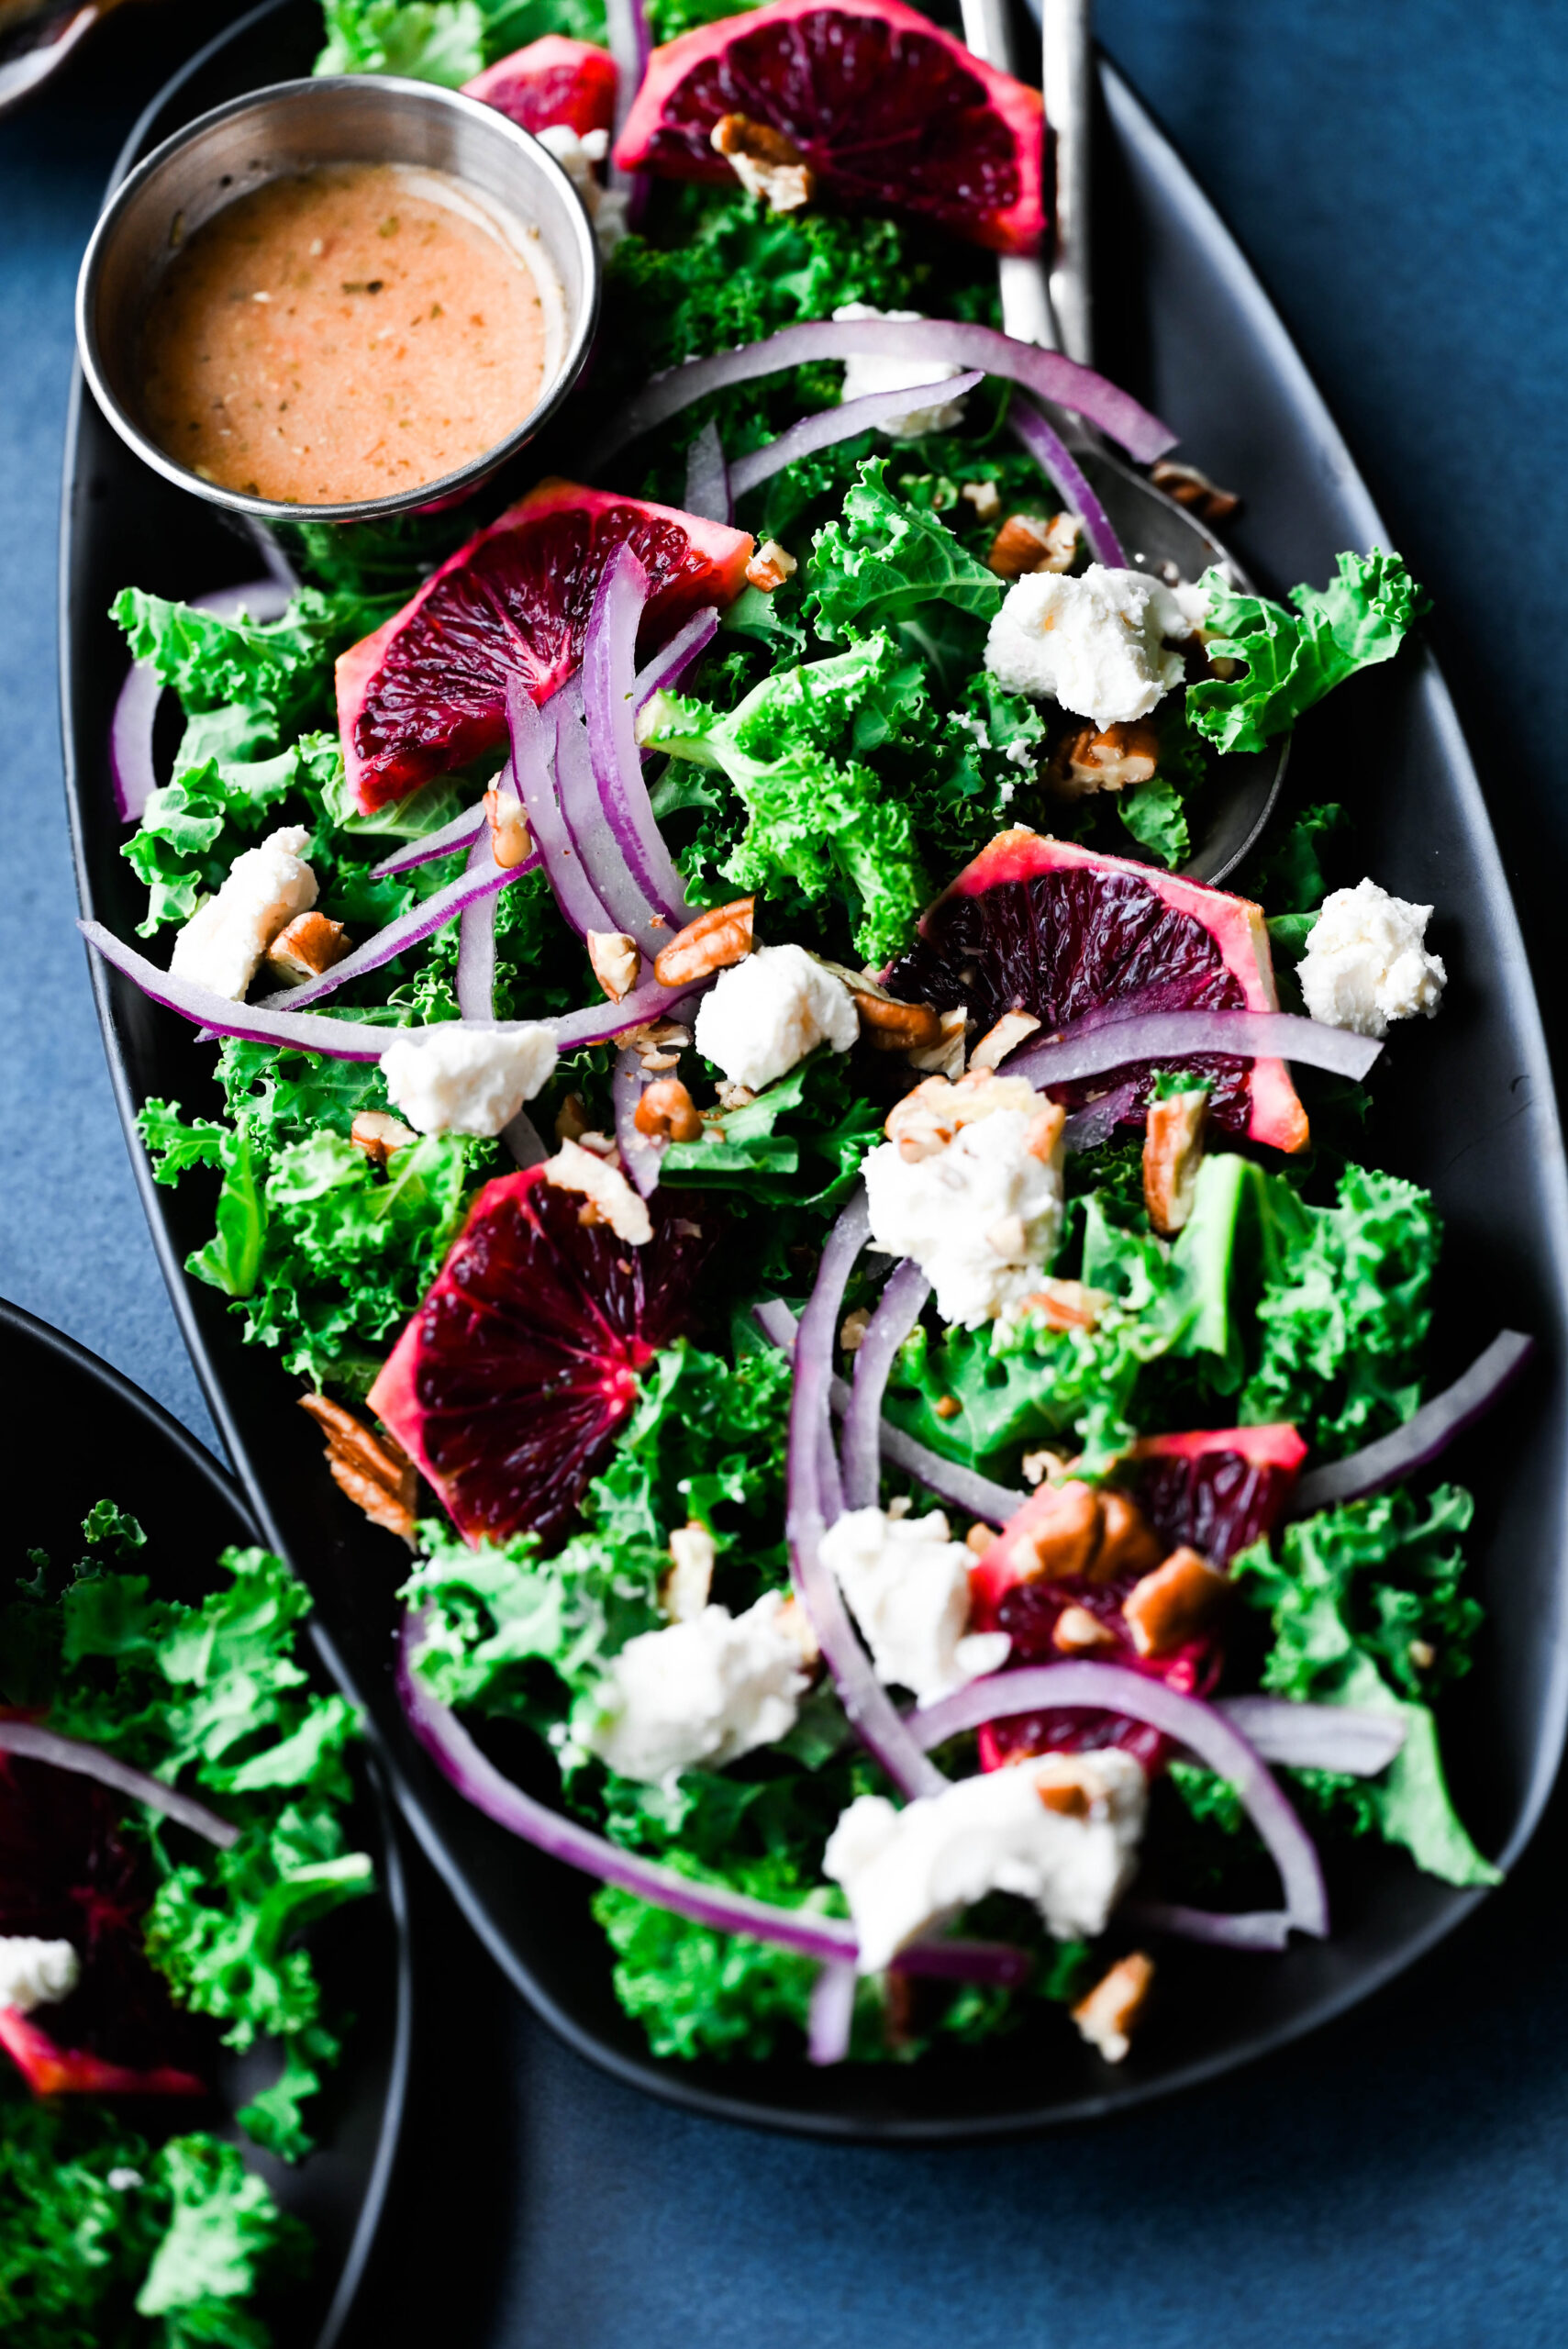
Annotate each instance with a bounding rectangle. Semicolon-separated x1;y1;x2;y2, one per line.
582;1593;810;1786
824;1751;1147;1974
862;1109;1065;1328
984;564;1190;729
834;303;971;439
821;1505;1008;1703
379;1022;557;1137
694;942;859;1093
536;123;628;255
169;824;317;1002
1296;877;1447;1040
0;1935;81;2014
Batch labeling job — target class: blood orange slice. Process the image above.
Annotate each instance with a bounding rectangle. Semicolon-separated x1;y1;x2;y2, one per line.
613;0;1046;257
1130;1423;1307;1564
463;36;618;136
884;829;1309;1152
336;480;753;811
368;1164;719;1548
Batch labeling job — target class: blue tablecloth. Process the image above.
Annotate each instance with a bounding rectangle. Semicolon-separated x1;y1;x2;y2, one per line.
6;5;1568;2342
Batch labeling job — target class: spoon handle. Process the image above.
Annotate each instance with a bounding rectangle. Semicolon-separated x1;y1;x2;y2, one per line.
1042;0;1095;366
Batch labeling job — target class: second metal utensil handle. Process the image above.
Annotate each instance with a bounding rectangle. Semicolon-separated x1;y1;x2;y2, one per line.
1042;0;1094;367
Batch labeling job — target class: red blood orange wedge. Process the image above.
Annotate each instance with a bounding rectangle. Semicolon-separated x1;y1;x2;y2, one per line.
463;36;617;136
337;480;754;811
1130;1423;1307;1566
613;0;1046;257
884;829;1309;1151
369;1164;719;1548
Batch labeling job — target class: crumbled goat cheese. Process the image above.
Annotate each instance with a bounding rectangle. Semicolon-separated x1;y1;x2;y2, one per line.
834;303;971;439
862;1109;1065;1327
0;1935;81;2014
1166;576;1212;633
824;1750;1147;1973
544;1135;653;1245
821;1505;1009;1703
536;123;628;255
169;824;317;1002
694;942;859;1093
583;1593;810;1786
984;564;1190;729
1296;877;1448;1040
380;1022;557;1137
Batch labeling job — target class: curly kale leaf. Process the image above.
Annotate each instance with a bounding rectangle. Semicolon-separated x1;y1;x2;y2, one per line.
1187;550;1426;755
806;458;1003;645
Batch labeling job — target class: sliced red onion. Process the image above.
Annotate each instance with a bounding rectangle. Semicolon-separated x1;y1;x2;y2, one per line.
840;1259;930;1513
507;684;616;940
1124;1901;1292;1952
787;1197;949;1801
1003;1008;1383;1092
1061;1081;1145;1152
1214;1698;1407;1776
1290;1331;1535;1519
500;1111;550;1169
550;973;702;1053
81;918;395;1060
0;1720;237;1848
1009;398;1127;571
727;373;986;502
753;1297;1027;1526
553;674;664;948
633;606;719;709
613;1043;664;1197
807;1960;858;2065
397;1611;1029;1985
369;801;489;880
683;423;732;525
259;842;526;1012
455;831;498;1023
583;546;696;930
594;320;1177;470
603;0;648;205
110;578;292;824
906;1662;1329;1938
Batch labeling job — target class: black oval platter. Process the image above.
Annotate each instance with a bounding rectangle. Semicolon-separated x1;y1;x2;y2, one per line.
0;1294;414;2338
59;0;1568;2139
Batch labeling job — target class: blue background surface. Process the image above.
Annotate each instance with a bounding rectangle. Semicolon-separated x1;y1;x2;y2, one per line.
6;3;1568;2341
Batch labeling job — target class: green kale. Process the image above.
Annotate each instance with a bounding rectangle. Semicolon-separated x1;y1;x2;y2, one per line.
806;458;1003;645
660;1049;882;1215
0;2098;307;2349
1187;551;1425;755
1116;772;1190;870
591;1854;824;2062
315;0;606;80
1232;1485;1496;1887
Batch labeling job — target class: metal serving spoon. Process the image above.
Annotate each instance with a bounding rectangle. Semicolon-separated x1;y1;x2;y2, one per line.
960;0;1285;883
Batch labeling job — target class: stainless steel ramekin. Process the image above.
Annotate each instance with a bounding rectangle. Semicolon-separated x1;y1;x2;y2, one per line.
76;74;602;527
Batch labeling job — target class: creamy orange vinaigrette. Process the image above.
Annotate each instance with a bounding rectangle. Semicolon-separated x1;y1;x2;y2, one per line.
139;161;557;504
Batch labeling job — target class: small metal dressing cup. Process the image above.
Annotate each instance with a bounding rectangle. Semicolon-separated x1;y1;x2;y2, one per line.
75;74;602;533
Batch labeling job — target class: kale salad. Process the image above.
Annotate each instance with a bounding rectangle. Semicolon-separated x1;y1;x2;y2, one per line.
0;1505;374;2345
78;0;1522;2078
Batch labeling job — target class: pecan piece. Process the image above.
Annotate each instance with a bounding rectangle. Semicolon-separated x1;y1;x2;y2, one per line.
986;510;1080;579
710;113;815;210
1073;1952;1154;2064
483;779;533;870
1087;1490;1162;1585
989;1479;1103;1586
1049;721;1161;799
1018;1276;1110;1333
745;538;798;593
634;1076;703;1143
661;1521;716;1621
1052;1604;1121;1655
968;1008;1041;1073
544;1136;652;1246
587;929;640;1004
1150;458;1240;521
265;910;353;985
299;1392;417;1545
961;479;1001;523
350;1110;417;1169
852;989;944;1052
652;896;754;988
1142;1088;1208;1237
1122;1544;1229;1657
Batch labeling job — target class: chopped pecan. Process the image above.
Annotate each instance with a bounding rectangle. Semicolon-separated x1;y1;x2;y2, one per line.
961;479;1001;523
1150;458;1240;521
906;1004;969;1078
1052;1604;1121;1655
1122;1544;1229;1657
265;910;353;985
1018;1276;1110;1333
1087;1489;1163;1585
587;929;640;1004
554;1091;589;1143
933;1395;962;1420
1142;1088;1208;1237
840;1307;872;1354
1024;1102;1066;1163
1072;1951;1154;2064
661;1521;716;1621
965;1521;996;1557
968;1008;1041;1073
483;780;533;869
544;1137;652;1246
634;1076;703;1143
853;990;944;1052
993;1479;1103;1585
1049;721;1161;799
745;538;797;593
710;113;814;210
298;1392;417;1545
986;510;1080;579
653;897;754;988
350;1109;417;1169
884;1071;1038;1161
776;1594;820;1668
1020;1446;1073;1488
